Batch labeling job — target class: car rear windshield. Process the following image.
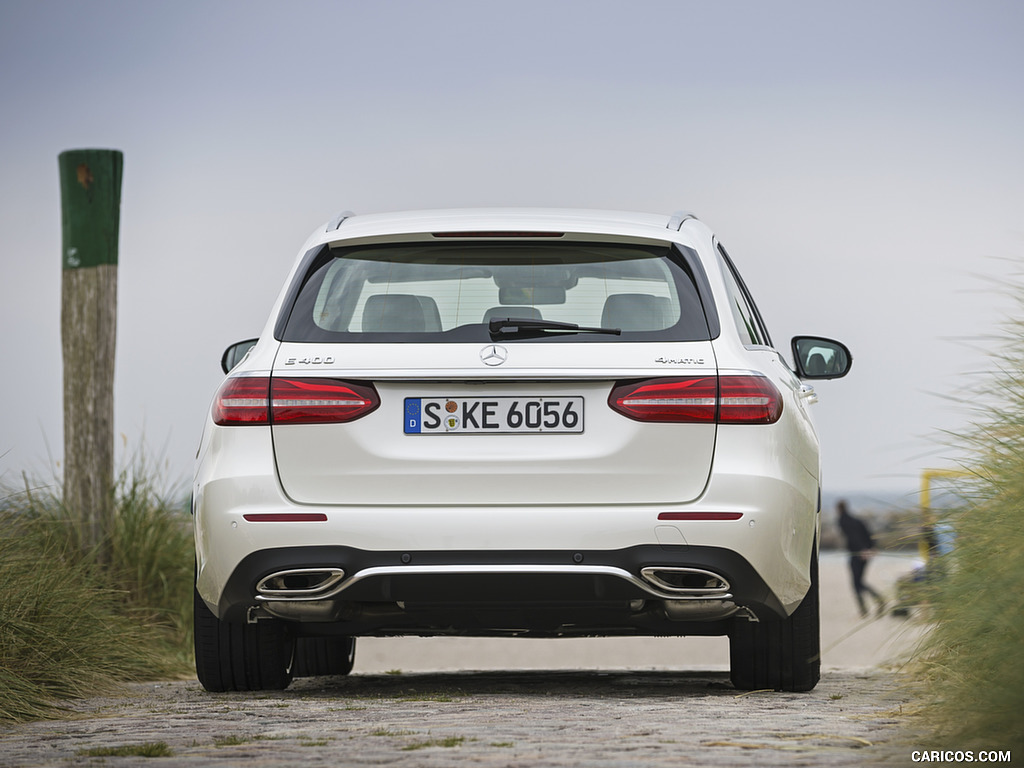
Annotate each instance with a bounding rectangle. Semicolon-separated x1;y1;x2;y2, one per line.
278;241;713;343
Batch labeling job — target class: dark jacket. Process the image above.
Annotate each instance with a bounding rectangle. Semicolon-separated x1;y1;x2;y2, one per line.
838;512;874;553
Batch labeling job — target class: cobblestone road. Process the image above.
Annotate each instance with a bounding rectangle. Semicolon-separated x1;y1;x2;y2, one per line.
0;668;918;767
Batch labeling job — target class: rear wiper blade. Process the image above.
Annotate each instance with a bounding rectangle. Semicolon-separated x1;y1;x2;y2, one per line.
488;317;622;336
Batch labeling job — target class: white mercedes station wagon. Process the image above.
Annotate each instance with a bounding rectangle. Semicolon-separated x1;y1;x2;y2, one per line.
193;208;851;693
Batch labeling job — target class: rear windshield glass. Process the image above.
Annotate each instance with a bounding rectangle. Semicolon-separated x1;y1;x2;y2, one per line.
279;241;711;343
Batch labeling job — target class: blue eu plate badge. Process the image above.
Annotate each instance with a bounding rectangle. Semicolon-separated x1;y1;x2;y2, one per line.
405;399;422;434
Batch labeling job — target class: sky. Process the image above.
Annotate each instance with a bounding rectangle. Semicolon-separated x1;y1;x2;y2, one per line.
1;1;1023;502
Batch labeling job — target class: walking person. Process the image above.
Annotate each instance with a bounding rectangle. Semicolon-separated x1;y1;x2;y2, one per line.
836;500;886;617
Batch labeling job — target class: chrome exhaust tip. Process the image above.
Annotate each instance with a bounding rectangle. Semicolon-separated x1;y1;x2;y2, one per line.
640;567;731;597
256;568;345;598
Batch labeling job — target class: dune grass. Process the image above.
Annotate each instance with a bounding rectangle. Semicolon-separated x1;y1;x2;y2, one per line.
911;300;1024;750
0;455;193;722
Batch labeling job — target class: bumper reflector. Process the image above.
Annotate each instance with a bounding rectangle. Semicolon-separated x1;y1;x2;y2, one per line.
243;513;328;522
657;512;743;521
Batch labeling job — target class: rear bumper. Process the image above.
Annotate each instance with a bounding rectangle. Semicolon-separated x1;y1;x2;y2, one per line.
193;425;819;629
209;544;787;634
195;485;816;622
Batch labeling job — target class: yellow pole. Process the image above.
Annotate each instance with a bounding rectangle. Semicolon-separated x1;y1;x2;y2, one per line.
919;469;969;561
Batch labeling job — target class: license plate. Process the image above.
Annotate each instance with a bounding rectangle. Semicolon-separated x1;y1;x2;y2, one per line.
404;397;584;434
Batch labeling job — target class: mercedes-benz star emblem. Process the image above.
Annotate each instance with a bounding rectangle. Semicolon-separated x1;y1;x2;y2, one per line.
480;344;508;366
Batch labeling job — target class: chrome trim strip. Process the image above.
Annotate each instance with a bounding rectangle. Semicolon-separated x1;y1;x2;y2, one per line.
266;367;722;380
253;564;734;603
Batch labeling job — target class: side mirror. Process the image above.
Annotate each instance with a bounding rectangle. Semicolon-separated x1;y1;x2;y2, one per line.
791;336;852;380
221;338;258;374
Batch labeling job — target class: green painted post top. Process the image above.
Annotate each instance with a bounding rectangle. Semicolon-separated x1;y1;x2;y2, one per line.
58;149;124;270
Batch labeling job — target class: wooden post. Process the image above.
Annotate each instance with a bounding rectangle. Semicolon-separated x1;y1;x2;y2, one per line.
58;149;123;563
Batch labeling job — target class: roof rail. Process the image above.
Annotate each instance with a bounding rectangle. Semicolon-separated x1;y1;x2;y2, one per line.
326;210;355;232
667;210;698;231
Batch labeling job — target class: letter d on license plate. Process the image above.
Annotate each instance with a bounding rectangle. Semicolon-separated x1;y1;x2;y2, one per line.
405;397;583;434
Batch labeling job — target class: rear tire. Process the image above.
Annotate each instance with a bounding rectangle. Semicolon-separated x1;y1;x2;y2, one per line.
293;636;357;677
193;586;294;692
728;550;820;692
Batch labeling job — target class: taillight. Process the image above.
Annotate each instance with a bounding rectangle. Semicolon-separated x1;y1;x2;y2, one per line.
213;377;379;425
608;376;782;424
213;377;270;425
609;377;718;423
718;375;783;424
270;378;379;424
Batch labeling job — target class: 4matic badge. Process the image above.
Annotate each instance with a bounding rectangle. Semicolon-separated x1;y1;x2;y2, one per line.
654;356;705;365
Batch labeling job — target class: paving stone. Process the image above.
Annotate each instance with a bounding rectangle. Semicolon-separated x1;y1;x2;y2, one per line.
0;669;917;767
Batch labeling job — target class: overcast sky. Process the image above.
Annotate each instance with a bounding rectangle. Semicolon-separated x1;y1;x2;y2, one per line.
2;1;1022;501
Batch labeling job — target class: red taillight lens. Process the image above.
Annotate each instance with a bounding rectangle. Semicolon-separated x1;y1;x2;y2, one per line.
609;377;718;422
718;376;783;424
213;376;270;425
213;377;380;425
608;376;782;424
270;378;379;424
